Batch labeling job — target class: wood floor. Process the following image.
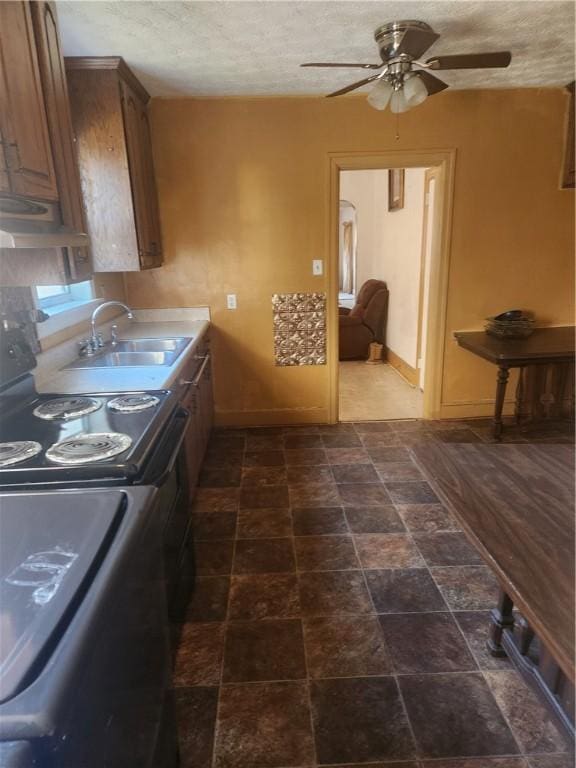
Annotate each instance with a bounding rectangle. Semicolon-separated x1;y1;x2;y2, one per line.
172;418;575;767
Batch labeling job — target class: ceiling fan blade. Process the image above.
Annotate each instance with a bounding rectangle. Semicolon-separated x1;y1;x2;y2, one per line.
327;73;382;98
301;62;383;70
426;52;512;70
397;25;440;58
417;70;449;95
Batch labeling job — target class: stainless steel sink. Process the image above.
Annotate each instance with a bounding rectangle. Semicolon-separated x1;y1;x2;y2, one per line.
64;337;191;370
113;338;188;353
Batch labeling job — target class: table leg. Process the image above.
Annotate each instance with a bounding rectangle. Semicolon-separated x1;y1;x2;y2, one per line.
488;589;515;657
516;614;535;656
515;366;524;425
494;365;510;440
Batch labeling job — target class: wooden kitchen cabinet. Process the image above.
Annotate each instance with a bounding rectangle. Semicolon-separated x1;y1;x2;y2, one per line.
0;137;10;194
0;1;92;286
562;81;575;189
0;1;59;201
30;1;91;281
178;331;213;496
65;57;163;272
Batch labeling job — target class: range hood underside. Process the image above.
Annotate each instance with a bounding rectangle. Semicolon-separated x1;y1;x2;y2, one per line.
0;219;89;248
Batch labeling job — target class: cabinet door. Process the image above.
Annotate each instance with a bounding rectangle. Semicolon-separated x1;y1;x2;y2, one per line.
139;106;163;267
198;354;214;456
0;128;10;193
0;1;58;200
120;81;163;270
181;384;202;496
30;1;91;281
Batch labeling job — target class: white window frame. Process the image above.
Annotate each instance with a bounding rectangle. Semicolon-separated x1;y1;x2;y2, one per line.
34;281;103;342
35;284;72;309
35;280;94;314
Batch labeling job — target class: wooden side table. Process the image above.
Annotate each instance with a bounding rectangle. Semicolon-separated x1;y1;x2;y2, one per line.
454;327;575;439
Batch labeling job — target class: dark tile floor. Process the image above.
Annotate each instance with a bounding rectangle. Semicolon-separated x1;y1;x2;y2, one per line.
173;418;574;768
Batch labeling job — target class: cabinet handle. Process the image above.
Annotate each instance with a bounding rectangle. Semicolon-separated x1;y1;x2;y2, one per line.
2;139;22;172
191;353;211;388
0;138;8;175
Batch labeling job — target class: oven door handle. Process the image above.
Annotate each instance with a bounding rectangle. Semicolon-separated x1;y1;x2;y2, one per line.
142;407;190;487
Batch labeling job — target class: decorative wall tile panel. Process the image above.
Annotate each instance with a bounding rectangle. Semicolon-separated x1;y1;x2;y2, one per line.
273;293;326;366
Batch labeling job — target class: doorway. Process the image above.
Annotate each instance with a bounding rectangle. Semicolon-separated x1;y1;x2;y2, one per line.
326;150;456;424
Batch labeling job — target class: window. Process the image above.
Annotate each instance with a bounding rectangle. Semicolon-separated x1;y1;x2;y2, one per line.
35;284;71;308
35;280;94;313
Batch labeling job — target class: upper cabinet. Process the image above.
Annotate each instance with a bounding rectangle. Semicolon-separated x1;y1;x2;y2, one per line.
65;57;163;272
562;81;575;190
0;1;91;285
29;1;91;281
0;1;59;200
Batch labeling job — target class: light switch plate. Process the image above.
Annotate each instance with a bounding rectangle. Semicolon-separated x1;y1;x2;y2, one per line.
313;259;323;276
227;294;237;310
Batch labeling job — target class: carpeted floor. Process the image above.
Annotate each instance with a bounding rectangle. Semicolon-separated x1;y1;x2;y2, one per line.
339;361;423;421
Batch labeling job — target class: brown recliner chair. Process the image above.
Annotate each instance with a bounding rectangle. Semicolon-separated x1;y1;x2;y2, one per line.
339;279;389;360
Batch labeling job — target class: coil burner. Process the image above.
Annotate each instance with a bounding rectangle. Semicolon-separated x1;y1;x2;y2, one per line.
0;441;43;467
33;397;102;421
46;433;132;465
107;394;160;413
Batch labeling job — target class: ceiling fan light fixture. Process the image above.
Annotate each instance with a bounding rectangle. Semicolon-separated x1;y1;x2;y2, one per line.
390;87;409;114
303;20;512;112
403;73;429;107
367;78;393;110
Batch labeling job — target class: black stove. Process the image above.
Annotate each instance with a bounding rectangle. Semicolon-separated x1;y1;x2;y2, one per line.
0;327;182;489
0;329;190;766
0;325;196;621
0;378;178;488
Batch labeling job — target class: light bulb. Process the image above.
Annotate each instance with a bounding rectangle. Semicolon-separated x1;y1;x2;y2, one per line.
367;79;393;111
404;74;428;107
390;87;409;114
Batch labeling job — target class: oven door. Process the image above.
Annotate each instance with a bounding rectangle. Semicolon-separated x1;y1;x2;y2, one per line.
0;486;177;768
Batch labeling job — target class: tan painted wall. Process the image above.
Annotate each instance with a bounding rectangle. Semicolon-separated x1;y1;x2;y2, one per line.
124;89;575;425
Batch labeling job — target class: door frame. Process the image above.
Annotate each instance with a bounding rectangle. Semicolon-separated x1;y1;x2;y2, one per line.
416;166;441;389
326;149;457;423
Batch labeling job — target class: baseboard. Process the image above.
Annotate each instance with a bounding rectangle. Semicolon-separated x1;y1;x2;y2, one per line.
215;400;518;427
215;407;330;427
437;399;516;420
385;347;418;387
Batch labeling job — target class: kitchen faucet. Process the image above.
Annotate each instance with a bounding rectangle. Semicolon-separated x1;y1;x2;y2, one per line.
88;301;134;351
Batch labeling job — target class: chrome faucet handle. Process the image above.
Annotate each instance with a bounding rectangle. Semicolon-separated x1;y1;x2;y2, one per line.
78;338;95;357
89;301;134;353
110;324;119;347
96;332;104;348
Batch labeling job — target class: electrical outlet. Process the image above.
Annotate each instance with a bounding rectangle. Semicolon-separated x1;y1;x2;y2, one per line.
227;294;237;310
313;259;323;276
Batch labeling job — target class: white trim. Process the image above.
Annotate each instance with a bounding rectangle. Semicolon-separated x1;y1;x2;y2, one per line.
327;149;457;423
37;299;106;340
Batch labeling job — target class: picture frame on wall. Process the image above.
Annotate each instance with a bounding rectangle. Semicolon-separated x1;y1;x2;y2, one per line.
388;168;405;211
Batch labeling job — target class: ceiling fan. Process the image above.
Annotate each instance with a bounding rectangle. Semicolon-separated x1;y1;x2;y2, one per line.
301;20;512;113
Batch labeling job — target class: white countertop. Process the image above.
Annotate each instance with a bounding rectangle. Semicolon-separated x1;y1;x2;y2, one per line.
34;309;210;395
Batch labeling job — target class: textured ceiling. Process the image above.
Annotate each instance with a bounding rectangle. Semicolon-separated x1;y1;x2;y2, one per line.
57;1;575;98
